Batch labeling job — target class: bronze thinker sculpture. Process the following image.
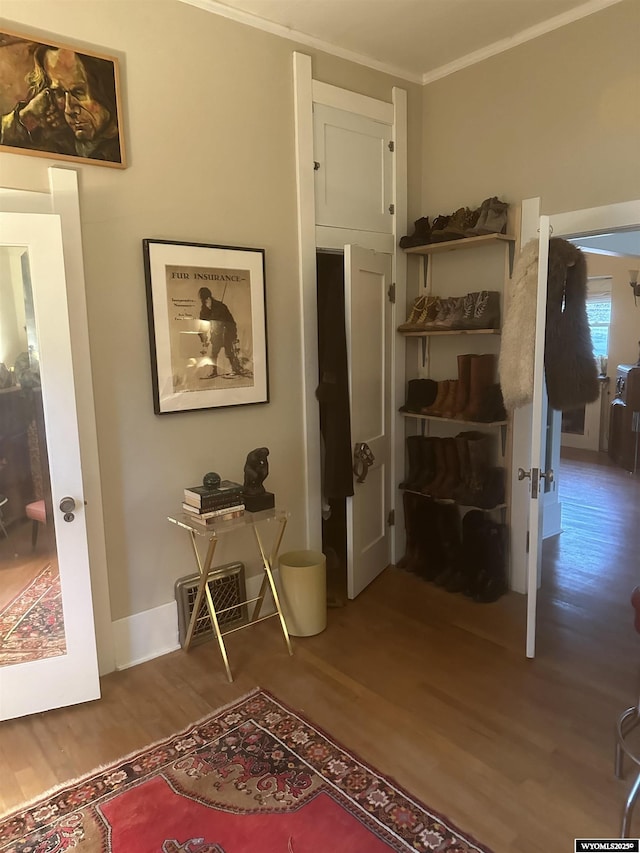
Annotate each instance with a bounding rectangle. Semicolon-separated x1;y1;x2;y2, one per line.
242;447;274;512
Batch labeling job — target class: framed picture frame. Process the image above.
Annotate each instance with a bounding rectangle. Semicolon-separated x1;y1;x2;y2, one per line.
143;239;269;414
0;28;125;168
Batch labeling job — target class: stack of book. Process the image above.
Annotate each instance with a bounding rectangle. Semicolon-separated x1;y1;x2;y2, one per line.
182;480;244;526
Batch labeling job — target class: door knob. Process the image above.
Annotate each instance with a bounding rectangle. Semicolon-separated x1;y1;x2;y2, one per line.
59;496;76;522
540;468;554;483
517;468;531;481
353;442;375;483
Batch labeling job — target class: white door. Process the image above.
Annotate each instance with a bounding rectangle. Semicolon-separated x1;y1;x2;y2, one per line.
0;213;100;720
560;396;603;451
344;245;392;598
522;216;552;658
313;104;393;234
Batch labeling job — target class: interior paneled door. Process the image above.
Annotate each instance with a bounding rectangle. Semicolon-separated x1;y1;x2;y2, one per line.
0;212;100;720
313;103;393;233
344;244;392;598
523;216;551;658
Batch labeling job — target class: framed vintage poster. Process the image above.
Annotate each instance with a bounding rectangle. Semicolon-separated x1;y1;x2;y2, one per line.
143;239;269;414
0;29;125;168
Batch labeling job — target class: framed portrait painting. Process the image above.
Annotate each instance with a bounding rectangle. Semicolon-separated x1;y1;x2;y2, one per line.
0;28;125;168
143;239;269;414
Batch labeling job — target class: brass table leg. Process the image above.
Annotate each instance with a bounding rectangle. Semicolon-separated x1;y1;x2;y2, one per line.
183;529;234;683
251;516;293;656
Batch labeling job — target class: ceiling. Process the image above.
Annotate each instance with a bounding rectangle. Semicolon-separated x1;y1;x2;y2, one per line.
182;0;624;83
572;231;640;258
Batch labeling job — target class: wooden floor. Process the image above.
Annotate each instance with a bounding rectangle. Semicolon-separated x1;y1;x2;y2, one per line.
1;449;639;851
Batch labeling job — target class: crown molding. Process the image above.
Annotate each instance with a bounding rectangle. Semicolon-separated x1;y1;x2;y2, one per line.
178;0;423;84
179;0;624;88
421;0;625;85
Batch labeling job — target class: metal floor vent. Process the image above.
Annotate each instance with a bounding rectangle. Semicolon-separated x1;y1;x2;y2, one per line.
175;561;247;648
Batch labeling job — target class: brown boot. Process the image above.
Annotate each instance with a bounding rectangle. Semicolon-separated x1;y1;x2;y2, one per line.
451;353;474;417
396;491;420;570
460;354;495;421
440;380;459;418
421;437;445;496
422;380;449;416
432;437;461;500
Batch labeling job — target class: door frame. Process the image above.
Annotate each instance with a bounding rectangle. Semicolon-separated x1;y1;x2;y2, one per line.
0;168;114;675
292;51;407;562
510;197;640;612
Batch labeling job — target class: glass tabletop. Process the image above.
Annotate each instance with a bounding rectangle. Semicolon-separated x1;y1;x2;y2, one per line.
167;507;289;537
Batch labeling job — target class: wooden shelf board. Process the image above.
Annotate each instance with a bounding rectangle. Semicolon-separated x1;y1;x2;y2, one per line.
403;233;515;255
400;412;507;427
399;328;500;337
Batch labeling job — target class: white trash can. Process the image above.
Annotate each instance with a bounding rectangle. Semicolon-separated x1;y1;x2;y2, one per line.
278;550;327;637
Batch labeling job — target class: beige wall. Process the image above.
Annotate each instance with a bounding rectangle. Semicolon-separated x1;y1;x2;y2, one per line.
0;1;422;620
421;0;640;218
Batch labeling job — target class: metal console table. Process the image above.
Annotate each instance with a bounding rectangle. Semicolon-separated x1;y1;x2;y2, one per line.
168;507;293;682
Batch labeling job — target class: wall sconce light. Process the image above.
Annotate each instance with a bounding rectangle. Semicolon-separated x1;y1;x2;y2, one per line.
631;269;640;305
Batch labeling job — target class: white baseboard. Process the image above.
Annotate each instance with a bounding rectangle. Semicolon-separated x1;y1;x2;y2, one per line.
112;572;277;671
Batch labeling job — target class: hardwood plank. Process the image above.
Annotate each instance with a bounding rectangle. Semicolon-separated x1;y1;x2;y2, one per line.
0;449;636;851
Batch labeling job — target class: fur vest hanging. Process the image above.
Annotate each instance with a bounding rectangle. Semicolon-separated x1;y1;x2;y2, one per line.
499;237;599;411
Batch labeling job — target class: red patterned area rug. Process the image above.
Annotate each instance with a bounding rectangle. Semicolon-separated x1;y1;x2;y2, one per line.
0;689;493;853
0;563;66;667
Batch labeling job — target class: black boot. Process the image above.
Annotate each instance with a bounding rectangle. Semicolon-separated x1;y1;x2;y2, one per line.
474;521;508;603
397;491;420;570
399;436;423;490
399;217;431;249
413;497;444;581
434;503;462;588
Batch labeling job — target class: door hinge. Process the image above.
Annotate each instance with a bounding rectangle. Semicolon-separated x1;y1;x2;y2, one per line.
387;282;396;304
526;530;530;553
388;140;395;152
388;203;395;215
387;509;395;526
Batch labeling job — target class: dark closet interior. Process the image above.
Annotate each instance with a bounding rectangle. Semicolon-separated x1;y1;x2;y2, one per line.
315;250;352;606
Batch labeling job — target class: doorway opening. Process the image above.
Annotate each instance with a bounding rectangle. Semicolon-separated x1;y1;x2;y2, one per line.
316;250;350;608
538;225;640;662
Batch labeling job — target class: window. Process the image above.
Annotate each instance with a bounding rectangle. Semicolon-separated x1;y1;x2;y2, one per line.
585;276;612;365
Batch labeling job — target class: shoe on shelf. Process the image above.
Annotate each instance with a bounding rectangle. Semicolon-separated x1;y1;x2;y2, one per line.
399;216;431;249
460;290;501;330
433;207;480;242
427;214;452;242
398;294;427;330
466;197;509;236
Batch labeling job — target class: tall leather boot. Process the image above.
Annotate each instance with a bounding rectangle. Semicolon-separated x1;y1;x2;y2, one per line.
460;354;495;421
434;503;462;587
451;353;473;417
474;520;508;602
457;432;493;507
432;437;461;500
413;497;444;581
421;437;446;496
422;380;449;416
399;435;423;490
460;510;489;596
396;490;419;570
416;436;437;493
452;432;472;503
440;380;459;418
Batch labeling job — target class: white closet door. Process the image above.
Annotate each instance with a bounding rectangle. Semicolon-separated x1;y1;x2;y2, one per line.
345;244;392;598
313;104;393;234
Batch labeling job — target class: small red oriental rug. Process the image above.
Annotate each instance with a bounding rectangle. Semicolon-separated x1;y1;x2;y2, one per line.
0;563;66;667
0;688;493;853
